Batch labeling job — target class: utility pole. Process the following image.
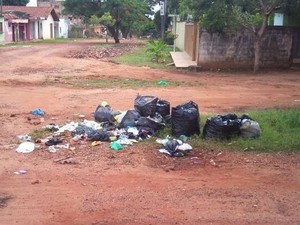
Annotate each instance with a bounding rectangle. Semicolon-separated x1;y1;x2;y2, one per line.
160;0;167;41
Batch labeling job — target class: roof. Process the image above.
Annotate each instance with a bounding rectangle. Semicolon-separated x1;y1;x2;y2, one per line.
2;6;59;21
2;10;29;20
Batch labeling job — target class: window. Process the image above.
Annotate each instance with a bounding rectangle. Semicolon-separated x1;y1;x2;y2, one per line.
0;22;3;33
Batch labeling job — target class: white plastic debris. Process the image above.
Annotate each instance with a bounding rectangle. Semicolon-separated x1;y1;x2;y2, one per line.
18;134;32;142
177;143;192;151
14;169;27;175
57;121;79;133
48;146;57;153
16;142;35;153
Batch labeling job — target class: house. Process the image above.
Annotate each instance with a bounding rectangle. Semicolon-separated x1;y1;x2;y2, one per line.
36;0;70;38
2;10;30;42
0;15;4;44
2;5;59;42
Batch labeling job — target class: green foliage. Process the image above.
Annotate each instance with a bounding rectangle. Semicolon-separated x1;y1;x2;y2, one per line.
114;46;174;68
64;0;154;42
146;40;168;63
165;31;175;45
89;15;101;26
3;0;28;5
98;12;115;27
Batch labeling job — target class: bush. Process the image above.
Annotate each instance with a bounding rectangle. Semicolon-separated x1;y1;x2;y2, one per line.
146;40;168;63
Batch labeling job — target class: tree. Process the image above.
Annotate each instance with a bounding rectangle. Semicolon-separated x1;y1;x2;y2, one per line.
3;0;29;5
90;13;115;43
233;0;296;73
64;0;154;43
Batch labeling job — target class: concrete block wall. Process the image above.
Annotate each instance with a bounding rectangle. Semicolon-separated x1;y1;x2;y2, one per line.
197;27;298;69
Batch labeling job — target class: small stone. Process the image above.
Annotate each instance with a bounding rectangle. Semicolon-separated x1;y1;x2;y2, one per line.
31;180;40;185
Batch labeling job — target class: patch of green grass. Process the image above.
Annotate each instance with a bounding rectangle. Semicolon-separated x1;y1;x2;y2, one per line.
0;38;82;48
155;108;300;152
30;128;51;142
113;46;173;68
43;76;203;89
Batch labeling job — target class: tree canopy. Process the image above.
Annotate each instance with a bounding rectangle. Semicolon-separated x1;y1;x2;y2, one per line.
64;0;155;43
2;0;29;5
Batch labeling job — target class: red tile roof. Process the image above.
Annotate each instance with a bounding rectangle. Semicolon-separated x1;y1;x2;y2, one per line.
2;6;59;21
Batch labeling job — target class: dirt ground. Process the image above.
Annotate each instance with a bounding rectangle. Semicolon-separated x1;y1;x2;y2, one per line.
0;40;300;225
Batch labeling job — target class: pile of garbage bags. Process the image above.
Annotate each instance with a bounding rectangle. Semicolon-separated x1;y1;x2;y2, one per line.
203;114;261;139
15;94;261;158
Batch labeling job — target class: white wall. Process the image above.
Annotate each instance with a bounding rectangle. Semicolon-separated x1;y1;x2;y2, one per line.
42;14;55;39
173;21;185;51
59;18;69;38
26;0;38;7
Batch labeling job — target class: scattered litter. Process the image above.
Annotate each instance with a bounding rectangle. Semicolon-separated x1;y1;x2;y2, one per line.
91;141;102;146
157;138;192;157
157;80;168;86
45;123;59;132
31;108;45;116
16;142;35;153
14;169;27;175
48;146;58;153
45;137;63;146
210;159;217;167
110;141;123;150
18;134;32;142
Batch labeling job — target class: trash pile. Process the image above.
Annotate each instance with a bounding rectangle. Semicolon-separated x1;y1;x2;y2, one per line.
15;95;261;158
69;44;140;60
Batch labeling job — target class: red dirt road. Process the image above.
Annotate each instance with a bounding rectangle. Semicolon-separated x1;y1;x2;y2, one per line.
0;40;300;225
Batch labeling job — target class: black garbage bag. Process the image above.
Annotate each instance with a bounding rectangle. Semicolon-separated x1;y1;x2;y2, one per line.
203;114;241;139
134;95;158;117
171;101;200;137
156;99;170;118
73;125;96;137
119;110;141;128
90;130;112;142
137;114;165;133
94;105;115;123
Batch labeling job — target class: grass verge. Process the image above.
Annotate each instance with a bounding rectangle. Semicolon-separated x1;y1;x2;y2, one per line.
113;46;174;69
43;76;203;89
155;108;300;152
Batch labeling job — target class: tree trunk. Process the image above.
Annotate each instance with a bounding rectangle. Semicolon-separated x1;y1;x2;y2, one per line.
252;14;268;73
253;38;261;73
107;25;120;43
